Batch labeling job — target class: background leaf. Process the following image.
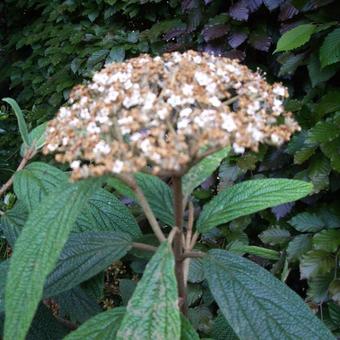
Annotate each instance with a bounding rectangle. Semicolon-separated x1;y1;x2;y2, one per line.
203;249;334;339
44;231;132;297
197;179;312;233
320;27;340;67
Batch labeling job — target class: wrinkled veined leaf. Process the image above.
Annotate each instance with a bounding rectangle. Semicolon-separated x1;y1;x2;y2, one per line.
289;212;325;232
183;148;229;199
197;179;312;233
53;286;101;323
188;305;213;333
4;180;98;340
181;314;200;340
287;234;312;261
308;119;340;144
117;242;180;339
44;231;132;297
320;27;340;67
0;261;9;313
203;249;334;339
75;188;141;237
2;98;30;146
13;162;68;212
313;229;340;252
307;154;331;193
300;250;334;279
210;312;239;340
188;258;205;283
64;307;126;340
321;137;340;172
315;90;340;116
275;24;316;52
108;173;174;226
20;123;47;157
0;200;27;247
329;279;340;304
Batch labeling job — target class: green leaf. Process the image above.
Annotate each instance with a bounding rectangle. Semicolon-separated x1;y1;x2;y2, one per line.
75;188;141;238
0;261;9;313
307;55;338;88
0;200;27;247
2;97;30;146
320;137;340;172
227;245;280;260
181;315;200;340
300;250;334;279
20;123;47;156
308;120;340;144
117;242;180;339
4;180;97;340
53;287;101;323
307;154;331;192
289;212;325;232
182;148;229;199
275;24;316;53
13;162;68;211
44;231;131;297
203;249;334;339
107;47;125;63
210;312;239;340
259;228;291;246
119;279;137;306
307;273;334;303
320;28;340;67
287;234;312;261
64;307;126;340
313;229;340;252
108;173;174;226
188;258;204;283
315;90;340;117
197;179;313;233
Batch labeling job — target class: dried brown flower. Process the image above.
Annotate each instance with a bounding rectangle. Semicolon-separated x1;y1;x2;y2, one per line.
44;50;299;179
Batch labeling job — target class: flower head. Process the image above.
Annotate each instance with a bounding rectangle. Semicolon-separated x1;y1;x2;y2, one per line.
44;50;299;179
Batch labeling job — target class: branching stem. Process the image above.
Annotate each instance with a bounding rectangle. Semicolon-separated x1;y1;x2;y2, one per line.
132;242;157;252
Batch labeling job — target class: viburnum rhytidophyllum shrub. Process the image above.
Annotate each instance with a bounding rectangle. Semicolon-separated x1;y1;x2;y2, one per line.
2;51;334;340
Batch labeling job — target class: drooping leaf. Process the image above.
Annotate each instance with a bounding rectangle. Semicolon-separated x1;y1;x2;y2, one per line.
300;250;334;279
116;242;180;339
188;305;213;333
13;162;68;212
183;148;229;199
308;119;340;144
0;200;27;247
197;179;312;233
307;154;331;192
2;98;30;146
307;272;334;303
315;90;340;116
4;180;98;340
275;24;316;52
75;188;141;237
228;30;248;48
188;258;205;283
271;202;295;220
320;27;340;67
44;231;131;297
202;24;229;42
289;212;325;232
228;244;280;260
64;307;126;340
203;249;334;339
313;229;340;252
287;234;312;261
307;55;338;88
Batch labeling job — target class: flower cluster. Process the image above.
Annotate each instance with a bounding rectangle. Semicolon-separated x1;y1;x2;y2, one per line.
44;50;299;179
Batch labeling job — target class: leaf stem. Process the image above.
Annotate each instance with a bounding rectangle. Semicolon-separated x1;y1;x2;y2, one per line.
182;251;205;259
132;242;158;252
0;147;36;199
116;173;166;242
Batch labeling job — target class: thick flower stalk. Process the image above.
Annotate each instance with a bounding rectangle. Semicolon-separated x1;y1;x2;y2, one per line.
43;50;299;179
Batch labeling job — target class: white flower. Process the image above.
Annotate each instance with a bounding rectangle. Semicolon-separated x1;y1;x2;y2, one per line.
157;108;168;120
87;122;100;134
179;108;192;117
209;96;221;107
104;90;119;103
271;133;282;144
62;137;69;146
273;85;285;96
94;141;111;155
59;107;70;119
70;160;81;169
193;55;202;63
143;92;157;110
221;114;237;132
194;71;212;86
233;143;245;154
167;95;182;107
112;160;124;173
93;72;109;85
182;84;193;96
123;91;140;108
177;118;190;129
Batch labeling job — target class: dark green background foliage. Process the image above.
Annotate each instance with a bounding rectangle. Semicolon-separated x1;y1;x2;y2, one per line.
0;0;340;337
